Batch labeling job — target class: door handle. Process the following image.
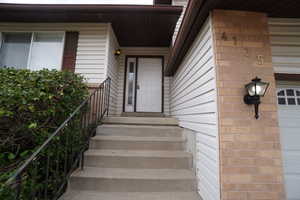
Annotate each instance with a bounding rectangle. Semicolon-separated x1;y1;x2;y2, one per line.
137;84;140;90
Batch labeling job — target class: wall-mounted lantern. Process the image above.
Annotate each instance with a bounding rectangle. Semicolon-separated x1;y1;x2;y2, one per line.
114;49;121;56
244;77;269;119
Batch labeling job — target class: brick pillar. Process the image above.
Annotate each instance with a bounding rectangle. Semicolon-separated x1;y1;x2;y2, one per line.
211;10;286;200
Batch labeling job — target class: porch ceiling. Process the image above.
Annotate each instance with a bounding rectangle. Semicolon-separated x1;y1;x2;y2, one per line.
0;4;182;47
166;0;300;75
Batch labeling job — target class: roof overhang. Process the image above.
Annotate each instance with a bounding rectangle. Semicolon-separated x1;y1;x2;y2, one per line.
0;4;182;47
166;0;300;75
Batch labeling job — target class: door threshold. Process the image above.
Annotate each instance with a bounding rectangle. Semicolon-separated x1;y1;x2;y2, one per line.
121;112;165;117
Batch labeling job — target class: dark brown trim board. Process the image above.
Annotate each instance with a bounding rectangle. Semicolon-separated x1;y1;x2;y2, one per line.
275;73;300;81
123;55;165;113
62;31;79;72
165;0;208;75
0;4;182;14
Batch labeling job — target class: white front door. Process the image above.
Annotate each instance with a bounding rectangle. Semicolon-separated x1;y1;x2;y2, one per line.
136;58;162;112
124;57;162;113
277;86;300;200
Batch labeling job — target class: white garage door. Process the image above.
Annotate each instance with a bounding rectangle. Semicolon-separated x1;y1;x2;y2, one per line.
277;86;300;200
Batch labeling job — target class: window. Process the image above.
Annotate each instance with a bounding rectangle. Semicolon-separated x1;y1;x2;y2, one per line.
127;62;135;105
0;33;31;69
0;32;65;70
277;88;300;105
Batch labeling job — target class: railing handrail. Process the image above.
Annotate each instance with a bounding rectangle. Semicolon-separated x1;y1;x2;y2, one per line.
5;77;111;186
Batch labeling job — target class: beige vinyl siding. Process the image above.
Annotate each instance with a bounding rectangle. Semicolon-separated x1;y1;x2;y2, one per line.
106;25;120;116
170;17;220;200
172;0;188;45
269;18;300;74
116;47;170;116
0;23;108;84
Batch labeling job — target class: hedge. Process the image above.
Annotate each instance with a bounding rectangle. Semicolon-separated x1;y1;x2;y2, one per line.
0;68;88;193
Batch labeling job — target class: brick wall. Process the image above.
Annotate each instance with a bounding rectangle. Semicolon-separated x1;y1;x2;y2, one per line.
211;10;286;200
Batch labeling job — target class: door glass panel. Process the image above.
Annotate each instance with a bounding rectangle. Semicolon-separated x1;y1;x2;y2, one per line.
125;59;136;112
0;33;31;69
127;62;135;105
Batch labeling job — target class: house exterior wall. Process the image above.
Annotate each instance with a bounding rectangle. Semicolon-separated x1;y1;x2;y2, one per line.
269;18;300;74
106;25;120;116
172;0;188;45
211;10;285;200
0;23;109;84
170;17;220;200
116;47;171;116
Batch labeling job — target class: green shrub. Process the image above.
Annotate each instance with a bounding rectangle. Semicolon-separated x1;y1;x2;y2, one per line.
0;68;88;181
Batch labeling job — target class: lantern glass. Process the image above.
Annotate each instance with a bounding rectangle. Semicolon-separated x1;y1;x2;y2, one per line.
245;78;269;97
246;82;257;96
256;81;269;96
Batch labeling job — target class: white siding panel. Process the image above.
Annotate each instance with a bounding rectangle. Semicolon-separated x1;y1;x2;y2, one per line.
106;25;120;116
269;18;300;74
0;22;109;84
116;47;170;116
170;17;220;200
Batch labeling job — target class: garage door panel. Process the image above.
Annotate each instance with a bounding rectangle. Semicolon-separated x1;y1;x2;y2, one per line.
285;175;300;200
279;119;300;127
280;130;300;150
277;87;300;200
283;152;300;173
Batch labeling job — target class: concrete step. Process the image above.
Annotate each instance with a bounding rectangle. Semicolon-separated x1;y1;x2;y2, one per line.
84;150;192;169
62;191;200;200
96;124;183;138
102;117;178;126
90;135;185;151
70;168;196;192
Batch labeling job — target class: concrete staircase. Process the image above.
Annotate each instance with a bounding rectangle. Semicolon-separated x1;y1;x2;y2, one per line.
62;117;200;200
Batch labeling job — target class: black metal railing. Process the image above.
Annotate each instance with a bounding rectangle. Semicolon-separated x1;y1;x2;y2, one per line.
3;77;111;200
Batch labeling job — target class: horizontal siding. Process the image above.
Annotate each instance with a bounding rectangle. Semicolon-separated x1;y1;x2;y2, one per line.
106;25;120;116
116;47;170;116
172;0;188;45
170;18;220;200
0;23;108;84
269;18;300;74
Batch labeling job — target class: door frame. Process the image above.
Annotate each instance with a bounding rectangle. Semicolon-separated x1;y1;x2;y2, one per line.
122;55;164;113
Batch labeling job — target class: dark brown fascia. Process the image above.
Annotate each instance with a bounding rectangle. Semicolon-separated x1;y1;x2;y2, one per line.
165;0;220;76
0;3;182;14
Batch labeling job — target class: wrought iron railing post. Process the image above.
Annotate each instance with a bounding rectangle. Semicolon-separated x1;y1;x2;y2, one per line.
107;77;111;116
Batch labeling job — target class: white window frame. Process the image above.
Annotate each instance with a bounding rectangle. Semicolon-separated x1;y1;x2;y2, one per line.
0;31;66;70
